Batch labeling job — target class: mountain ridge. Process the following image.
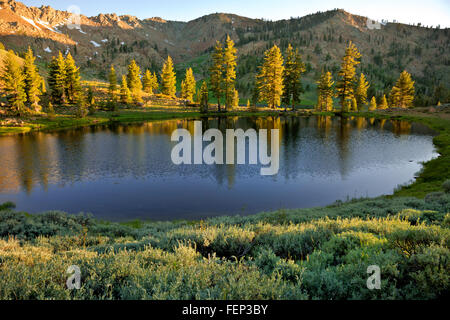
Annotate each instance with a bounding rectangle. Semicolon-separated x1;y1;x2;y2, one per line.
0;0;449;104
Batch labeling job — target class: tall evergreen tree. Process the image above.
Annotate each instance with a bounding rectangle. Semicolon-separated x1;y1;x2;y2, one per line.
108;65;117;99
23;47;42;110
64;53;82;104
120;75;132;104
256;45;285;109
151;72;158;93
355;73;370;111
0;50;27;115
336;41;361;111
160;56;176;97
143;69;151;93
87;86;96;115
351;97;358;112
369;96;377;111
180;80;187;101
223;36;237;110
282;44;306;108
127;60;142;103
199;81;209;113
379;94;388;109
46;101;55;118
210;41;224;111
316;70;334;111
48;52;66;105
180;68;196;101
143;69;158;94
231;89;239;109
389;70;415;108
75;90;87;118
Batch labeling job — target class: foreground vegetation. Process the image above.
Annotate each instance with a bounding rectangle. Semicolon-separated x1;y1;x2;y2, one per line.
0;188;449;300
1;38;449;299
0;103;449;301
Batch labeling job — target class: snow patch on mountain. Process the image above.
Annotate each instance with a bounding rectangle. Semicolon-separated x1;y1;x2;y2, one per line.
21;16;41;31
90;41;101;47
36;20;61;33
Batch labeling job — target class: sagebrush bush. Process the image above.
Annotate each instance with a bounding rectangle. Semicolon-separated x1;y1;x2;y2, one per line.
0;196;449;300
443;180;450;193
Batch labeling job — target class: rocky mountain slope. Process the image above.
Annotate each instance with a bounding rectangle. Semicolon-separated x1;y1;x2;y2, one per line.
0;0;449;103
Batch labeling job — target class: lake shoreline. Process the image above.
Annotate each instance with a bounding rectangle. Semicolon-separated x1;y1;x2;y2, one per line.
0;107;305;136
1;107;448;207
1;108;449;300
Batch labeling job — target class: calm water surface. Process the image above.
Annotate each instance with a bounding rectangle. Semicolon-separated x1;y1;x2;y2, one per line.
0;116;438;221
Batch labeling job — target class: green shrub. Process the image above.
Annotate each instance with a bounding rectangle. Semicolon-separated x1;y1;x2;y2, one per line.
443;180;450;193
0;195;449;300
443;213;450;227
0;210;92;239
0;202;15;210
425;191;446;203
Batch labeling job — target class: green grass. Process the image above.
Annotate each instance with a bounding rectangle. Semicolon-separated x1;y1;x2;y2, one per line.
0;126;31;135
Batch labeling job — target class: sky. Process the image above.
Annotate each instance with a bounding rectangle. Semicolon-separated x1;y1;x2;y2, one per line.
21;0;450;28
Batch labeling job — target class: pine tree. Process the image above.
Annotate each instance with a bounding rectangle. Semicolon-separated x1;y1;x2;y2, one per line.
231;89;239;109
389;70;415;108
64;53;82;104
127;60;142;103
223;36;237;110
369;96;377;111
160;56;176;97
87;86;96;115
180;80;186;101
180;68;196;101
251;79;259;106
23;47;42;110
0;50;27;115
46;101;55;118
143;69;158;94
48;52;66;105
210;41;224;111
316;70;334;111
151;72;158;93
120;75;132;104
194;87;200;104
75;90;87;118
355;73;370;111
108;65;117;100
282;44;306;108
199;81;209;113
379;94;388;109
256;45;285;109
351;97;358;112
336;41;361;111
40;78;46;94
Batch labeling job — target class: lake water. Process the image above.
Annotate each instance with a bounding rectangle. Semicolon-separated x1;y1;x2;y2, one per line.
0;116;438;221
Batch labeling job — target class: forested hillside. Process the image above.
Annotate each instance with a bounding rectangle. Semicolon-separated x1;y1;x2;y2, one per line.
0;0;449;105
